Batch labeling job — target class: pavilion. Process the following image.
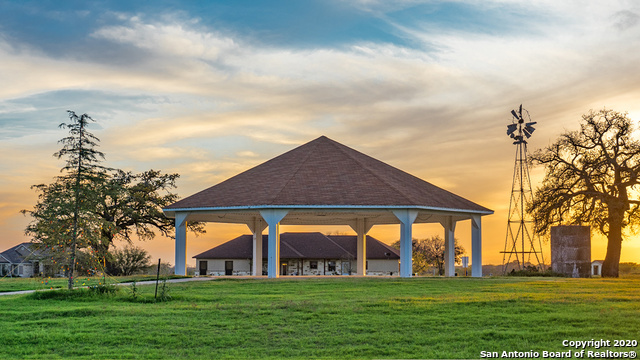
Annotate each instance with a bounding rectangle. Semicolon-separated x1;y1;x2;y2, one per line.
163;135;493;278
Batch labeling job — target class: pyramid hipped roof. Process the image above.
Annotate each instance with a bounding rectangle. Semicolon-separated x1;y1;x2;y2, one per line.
165;136;492;218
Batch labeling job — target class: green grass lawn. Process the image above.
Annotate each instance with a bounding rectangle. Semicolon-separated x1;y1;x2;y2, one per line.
0;277;638;359
0;274;188;293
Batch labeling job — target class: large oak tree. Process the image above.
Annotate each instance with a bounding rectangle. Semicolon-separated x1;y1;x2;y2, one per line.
528;109;640;277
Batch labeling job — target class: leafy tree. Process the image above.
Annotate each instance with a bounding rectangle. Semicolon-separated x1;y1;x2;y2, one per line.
392;236;464;275
107;245;151;276
22;111;204;287
528;109;640;277
89;168;205;260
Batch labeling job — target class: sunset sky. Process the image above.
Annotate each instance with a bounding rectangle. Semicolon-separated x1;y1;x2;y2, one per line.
1;0;640;267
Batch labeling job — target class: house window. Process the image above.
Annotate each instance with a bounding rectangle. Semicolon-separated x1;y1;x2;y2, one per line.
327;261;336;272
366;261;368;270
310;261;318;269
18;265;23;275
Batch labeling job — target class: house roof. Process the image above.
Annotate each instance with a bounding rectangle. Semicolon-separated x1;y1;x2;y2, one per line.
193;232;400;260
166;136;491;214
327;235;400;260
0;242;41;264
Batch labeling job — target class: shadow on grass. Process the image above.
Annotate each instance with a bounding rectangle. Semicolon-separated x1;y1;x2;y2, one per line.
26;283;173;303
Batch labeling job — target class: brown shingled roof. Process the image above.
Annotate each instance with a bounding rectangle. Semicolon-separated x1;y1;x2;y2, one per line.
193;232;400;260
166;136;491;213
327;235;400;260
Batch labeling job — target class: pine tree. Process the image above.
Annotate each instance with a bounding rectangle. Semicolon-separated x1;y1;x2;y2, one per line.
54;111;107;289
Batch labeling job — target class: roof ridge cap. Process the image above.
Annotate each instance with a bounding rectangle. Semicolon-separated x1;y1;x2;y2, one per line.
280;239;305;257
322;233;355;258
328;138;491;211
269;139;319;204
328;139;417;205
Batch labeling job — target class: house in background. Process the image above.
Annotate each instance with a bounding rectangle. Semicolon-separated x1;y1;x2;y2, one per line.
591;260;603;276
194;232;400;276
0;242;44;278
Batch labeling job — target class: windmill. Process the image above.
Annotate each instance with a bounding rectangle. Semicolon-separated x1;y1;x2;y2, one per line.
502;105;545;273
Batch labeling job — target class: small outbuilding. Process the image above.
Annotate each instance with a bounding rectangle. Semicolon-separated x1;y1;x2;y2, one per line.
591;260;603;277
550;225;591;278
194;232;400;276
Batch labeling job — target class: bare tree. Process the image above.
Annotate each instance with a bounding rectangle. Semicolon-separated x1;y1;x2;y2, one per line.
529;109;640;277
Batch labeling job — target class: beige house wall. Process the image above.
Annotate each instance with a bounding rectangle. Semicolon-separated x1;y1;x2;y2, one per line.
195;258;399;276
197;259;252;276
366;259;400;276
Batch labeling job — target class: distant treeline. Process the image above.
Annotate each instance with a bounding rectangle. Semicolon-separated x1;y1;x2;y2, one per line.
477;262;640;277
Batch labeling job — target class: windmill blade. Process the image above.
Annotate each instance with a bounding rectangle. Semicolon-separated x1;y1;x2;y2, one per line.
507;123;518;136
511;109;520;119
524;121;536;138
519;104;523;116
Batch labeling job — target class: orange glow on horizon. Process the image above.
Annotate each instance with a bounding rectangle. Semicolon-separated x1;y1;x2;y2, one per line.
142;215;640;269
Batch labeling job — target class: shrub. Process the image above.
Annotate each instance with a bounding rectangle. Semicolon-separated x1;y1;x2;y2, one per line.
508;265;566;277
28;285;118;300
89;284;118;295
156;279;171;302
107;246;151;276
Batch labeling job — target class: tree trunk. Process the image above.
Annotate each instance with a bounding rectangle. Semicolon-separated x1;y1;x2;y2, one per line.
602;214;623;277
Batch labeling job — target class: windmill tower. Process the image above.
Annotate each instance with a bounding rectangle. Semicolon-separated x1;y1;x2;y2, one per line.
502;105;545;273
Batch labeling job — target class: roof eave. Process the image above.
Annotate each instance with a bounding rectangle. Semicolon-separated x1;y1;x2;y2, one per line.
0;253;12;263
163;204;494;218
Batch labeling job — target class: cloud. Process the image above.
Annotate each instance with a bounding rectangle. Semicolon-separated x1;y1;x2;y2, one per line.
236;150;258;157
2;5;638;165
4;7;633;192
91;16;239;62
612;9;640;31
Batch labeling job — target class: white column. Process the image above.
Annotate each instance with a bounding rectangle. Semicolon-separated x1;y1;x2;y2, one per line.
442;216;457;277
254;231;263;276
247;218;267;276
260;209;289;279
349;218;373;276
471;215;482;277
356;220;366;276
392;210;418;278
174;212;188;276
